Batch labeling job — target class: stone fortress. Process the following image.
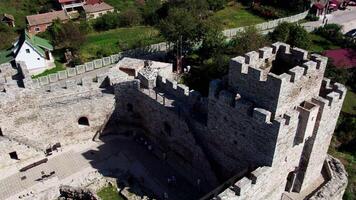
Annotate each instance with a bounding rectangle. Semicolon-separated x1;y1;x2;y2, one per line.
0;42;348;200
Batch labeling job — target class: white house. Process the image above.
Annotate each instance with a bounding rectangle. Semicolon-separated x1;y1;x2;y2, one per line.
11;31;55;75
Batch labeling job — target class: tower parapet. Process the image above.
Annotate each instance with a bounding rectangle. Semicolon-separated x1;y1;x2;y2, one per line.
228;42;328;116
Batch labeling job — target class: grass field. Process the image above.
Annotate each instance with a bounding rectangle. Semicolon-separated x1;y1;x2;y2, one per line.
342;90;356;115
104;0;137;11
309;34;341;53
212;4;266;29
329;144;356;200
79;26;163;61
31;61;66;79
97;185;124;200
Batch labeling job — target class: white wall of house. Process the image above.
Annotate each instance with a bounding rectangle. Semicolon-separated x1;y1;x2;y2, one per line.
86;10;114;19
15;42;54;75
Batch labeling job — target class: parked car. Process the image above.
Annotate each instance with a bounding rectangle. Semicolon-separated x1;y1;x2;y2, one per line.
345;29;356;38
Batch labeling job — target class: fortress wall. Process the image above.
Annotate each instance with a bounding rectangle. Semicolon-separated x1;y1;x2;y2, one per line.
206;79;284;176
156;75;203;109
298;79;347;191
228;43;327;117
0;79;115;150
113;81;218;190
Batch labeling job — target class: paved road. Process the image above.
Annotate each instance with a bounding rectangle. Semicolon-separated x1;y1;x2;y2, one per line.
302;7;356;33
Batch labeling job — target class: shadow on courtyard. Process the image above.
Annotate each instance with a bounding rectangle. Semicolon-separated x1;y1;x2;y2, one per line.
81;122;203;200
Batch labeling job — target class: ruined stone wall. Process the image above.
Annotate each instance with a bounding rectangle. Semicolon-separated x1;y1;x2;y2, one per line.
0;76;115;153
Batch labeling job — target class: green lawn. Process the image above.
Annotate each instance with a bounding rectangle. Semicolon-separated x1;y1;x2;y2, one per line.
342;90;356;115
212;4;266;29
97;185;124;200
309;34;341;53
31;61;66;79
79;26;163;61
104;0;137;11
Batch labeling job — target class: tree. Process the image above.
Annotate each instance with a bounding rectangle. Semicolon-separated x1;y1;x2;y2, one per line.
270;22;292;42
0;24;16;49
139;0;162;25
48;20;86;50
270;23;311;49
207;0;226;11
94;12;119;31
119;9;142;27
230;27;269;55
287;25;311;49
200;19;226;59
159;7;202;72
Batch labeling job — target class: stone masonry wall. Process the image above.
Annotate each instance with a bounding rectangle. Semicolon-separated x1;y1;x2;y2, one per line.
112;80;219;191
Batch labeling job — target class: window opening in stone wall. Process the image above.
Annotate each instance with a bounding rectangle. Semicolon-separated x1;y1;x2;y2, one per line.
9;151;18;160
163;122;172;136
0;128;3;136
78;117;90;126
127;103;133;112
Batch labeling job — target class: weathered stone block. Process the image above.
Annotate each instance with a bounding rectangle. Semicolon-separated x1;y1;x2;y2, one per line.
67;68;77;77
58;70;68;80
111;54;120;63
76;65;86;74
85;62;94;71
39;76;49;85
94;59;103;69
49;73;59;83
65;79;77;89
102;57;111;66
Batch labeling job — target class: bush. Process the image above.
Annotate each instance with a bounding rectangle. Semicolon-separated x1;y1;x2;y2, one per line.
207;0;227;11
270;22;292;42
119;9;142;27
314;24;344;44
230;27;270;55
305;13;319;21
288;24;311;49
93;12;120;31
251;4;286;19
270;22;311;49
139;0;162;25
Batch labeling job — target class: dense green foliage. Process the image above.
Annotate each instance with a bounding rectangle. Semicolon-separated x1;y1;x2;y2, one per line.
270;22;311;49
97;185;124;200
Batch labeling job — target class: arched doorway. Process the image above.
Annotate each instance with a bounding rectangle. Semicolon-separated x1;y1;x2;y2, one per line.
78;117;90;126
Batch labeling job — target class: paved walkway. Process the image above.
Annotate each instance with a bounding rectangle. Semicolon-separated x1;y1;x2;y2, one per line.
0;151;89;200
302;7;356;33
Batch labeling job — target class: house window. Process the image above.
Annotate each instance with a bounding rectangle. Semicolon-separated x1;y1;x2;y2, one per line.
35;27;40;32
26;49;30;53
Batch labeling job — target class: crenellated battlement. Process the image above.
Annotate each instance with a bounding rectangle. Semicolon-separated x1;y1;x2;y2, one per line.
227;43;328;116
319;78;347;107
229;42;326;87
208;79;285;127
156;75;202;106
215;167;271;199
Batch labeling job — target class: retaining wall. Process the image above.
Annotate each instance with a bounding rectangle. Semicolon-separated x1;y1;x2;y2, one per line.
223;11;309;38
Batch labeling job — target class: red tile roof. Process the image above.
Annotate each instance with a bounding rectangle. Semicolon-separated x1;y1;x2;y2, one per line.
26;10;69;26
58;0;77;3
83;2;114;13
324;49;356;69
85;0;103;5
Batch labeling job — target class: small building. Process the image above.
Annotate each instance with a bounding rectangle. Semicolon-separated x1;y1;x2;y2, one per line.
83;2;114;19
58;0;85;11
26;10;69;34
0;13;15;27
0;31;55;75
